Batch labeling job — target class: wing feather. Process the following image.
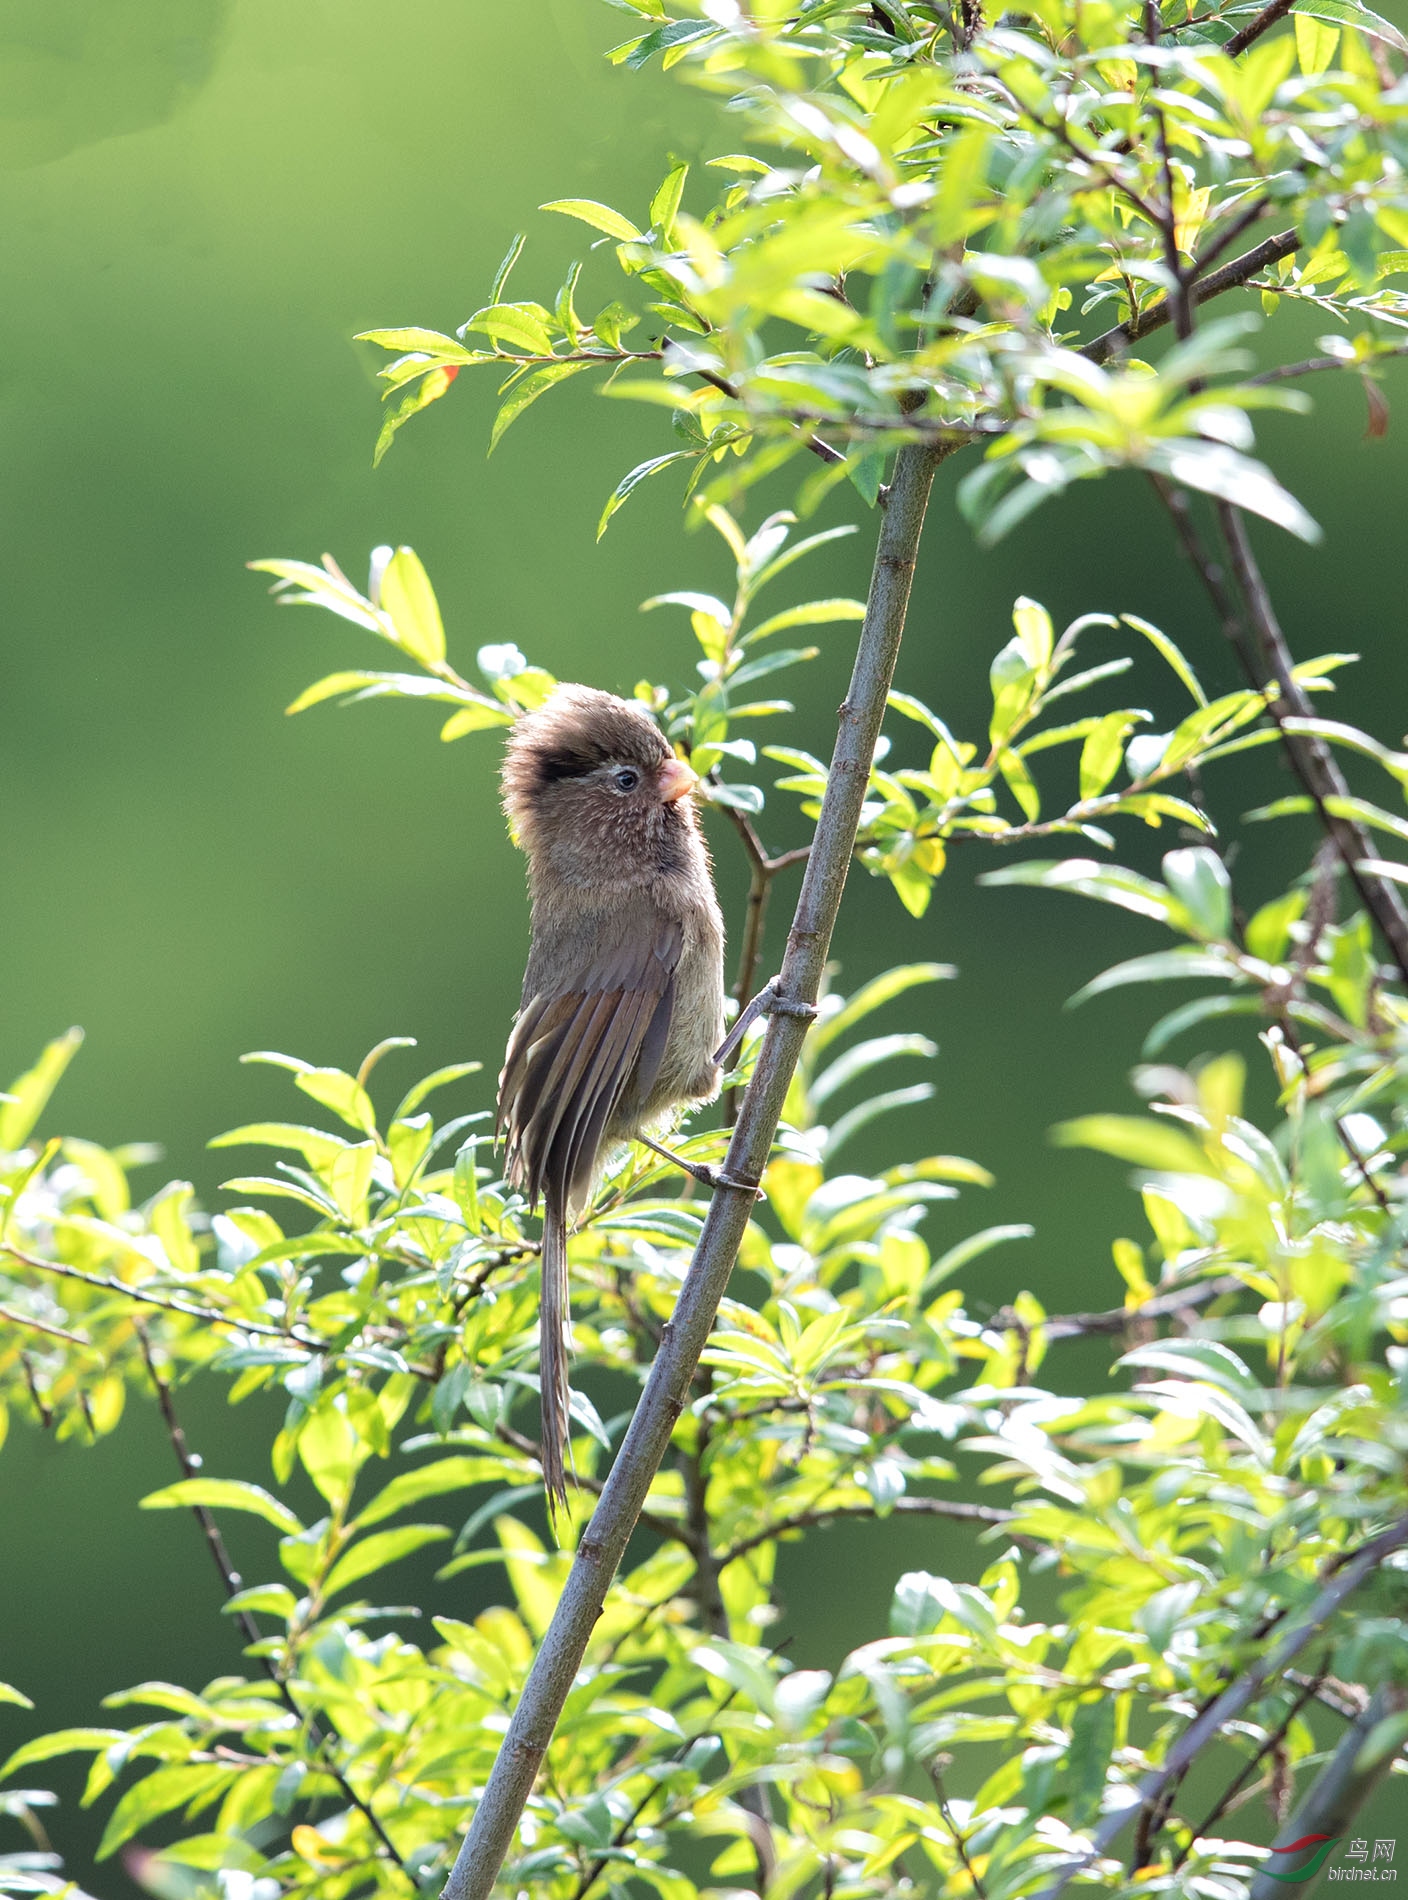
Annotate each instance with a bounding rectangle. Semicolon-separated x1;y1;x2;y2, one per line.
499;908;684;1213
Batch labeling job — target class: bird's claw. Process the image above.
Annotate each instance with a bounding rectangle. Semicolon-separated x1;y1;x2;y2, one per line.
690;1162;765;1198
714;977;819;1067
636;1133;765;1199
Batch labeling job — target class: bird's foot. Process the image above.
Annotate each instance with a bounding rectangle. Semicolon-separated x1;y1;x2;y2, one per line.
714;976;819;1067
637;1133;763;1198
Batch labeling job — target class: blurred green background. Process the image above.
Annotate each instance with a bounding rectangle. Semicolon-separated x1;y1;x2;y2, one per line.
2;0;1406;1884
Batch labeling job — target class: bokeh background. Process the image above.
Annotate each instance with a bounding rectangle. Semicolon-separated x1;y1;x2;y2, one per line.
2;0;1406;1885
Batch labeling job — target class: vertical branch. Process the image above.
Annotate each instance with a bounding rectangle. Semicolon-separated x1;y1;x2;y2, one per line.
440;438;948;1900
1148;475;1408;983
1215;503;1408;981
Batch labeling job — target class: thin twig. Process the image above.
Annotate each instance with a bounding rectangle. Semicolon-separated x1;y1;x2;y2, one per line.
1190;196;1270;280
568;1688;744;1900
2;1238;326;1349
1149;99;1195;343
1083;228;1299;364
719;1495;1016;1566
1176;1669;1325;1869
1216;502;1408;983
929;1757;989;1898
1147;475;1408;984
1225;0;1295;56
441;436;955;1900
134;1325;411;1877
1022;1274;1241;1340
0;1303;93;1348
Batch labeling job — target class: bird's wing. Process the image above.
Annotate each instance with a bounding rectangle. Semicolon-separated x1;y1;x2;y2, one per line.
499;907;683;1211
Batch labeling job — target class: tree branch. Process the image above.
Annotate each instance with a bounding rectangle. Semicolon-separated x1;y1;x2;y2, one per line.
440;436;953;1900
1225;0;1295;55
1019;1275;1242;1340
1035;1511;1408;1899
1083;228;1299;365
719;1495;1016;1566
0;1303;93;1348
1215;502;1408;983
1;1238;326;1350
1147;477;1408;984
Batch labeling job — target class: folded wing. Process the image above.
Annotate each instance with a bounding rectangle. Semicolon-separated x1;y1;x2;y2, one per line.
499;910;683;1214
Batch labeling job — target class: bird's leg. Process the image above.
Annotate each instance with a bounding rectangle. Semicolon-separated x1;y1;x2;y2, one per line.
714;976;819;1068
635;1132;764;1197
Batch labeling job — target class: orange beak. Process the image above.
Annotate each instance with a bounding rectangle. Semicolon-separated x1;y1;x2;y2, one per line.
658;757;697;804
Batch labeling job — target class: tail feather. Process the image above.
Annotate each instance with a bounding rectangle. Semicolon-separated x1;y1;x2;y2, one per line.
538;1195;572;1515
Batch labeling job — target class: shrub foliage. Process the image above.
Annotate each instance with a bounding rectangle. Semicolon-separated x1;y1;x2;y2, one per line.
5;1;1408;1897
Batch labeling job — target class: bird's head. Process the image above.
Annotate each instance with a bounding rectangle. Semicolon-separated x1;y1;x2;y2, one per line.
502;685;699;887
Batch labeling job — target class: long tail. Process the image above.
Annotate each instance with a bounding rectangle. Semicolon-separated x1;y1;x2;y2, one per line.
538;1192;572;1515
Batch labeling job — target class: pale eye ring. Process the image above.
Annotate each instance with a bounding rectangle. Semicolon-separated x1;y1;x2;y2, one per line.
612;767;639;793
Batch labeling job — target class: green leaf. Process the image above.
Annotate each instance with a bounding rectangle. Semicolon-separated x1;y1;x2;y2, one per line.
378;546;446;669
1119;614;1207;706
208;1122;348;1168
298;1402;367;1507
1011;597;1053;669
540;198;644;241
1142;993;1266;1055
0;1028;83;1151
1066;1697;1117;1827
140;1480;304;1537
649;161;688;241
488;231;527;305
1079;710;1147;799
99;1764;234;1859
223;1584;298;1618
2;1728;126;1778
371;361;460;466
323;1525;452;1598
1161;847;1232;941
1281;716;1408;786
924;1223;1034;1292
393;1061;483;1121
1052;1114;1211;1173
981;858;1174;924
353;1456;507;1530
1290;0;1408;52
746;598;866;644
461;301;556;353
1147;441;1320;543
597;451;696;538
285;670;475;715
490;359;593;452
0;1682;33;1710
1068;947;1236;1006
355;327;479;360
442;703;516;740
812;964;954;1053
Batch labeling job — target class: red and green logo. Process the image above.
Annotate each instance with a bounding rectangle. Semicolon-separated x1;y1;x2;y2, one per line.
1261;1835;1340;1884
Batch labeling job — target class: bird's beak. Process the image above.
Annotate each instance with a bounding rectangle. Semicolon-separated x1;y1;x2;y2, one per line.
658;757;697;804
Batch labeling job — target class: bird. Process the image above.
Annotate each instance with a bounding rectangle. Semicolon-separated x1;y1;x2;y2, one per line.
497;684;727;1510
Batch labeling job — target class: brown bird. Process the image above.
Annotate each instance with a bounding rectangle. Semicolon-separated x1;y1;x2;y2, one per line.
498;685;726;1508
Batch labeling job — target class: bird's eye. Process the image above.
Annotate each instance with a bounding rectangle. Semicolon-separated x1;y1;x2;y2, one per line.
612;767;639;793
